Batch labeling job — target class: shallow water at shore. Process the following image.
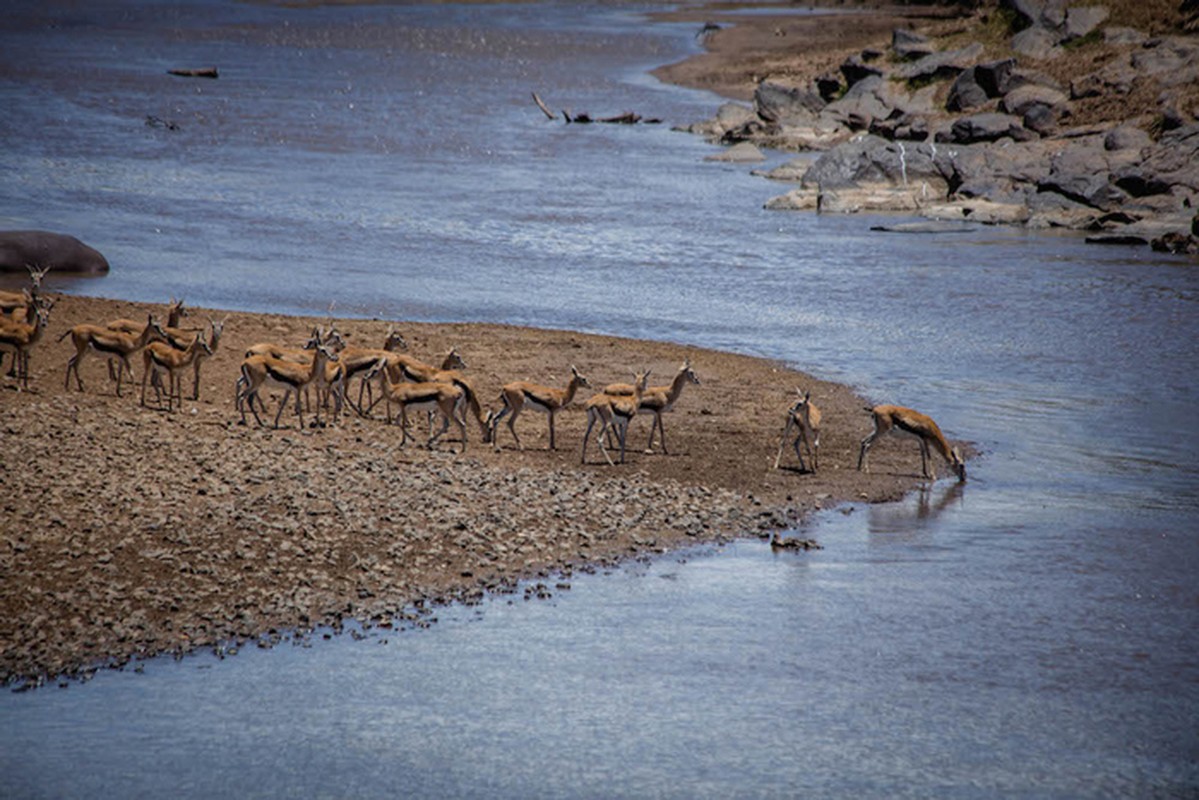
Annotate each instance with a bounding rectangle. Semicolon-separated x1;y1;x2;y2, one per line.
1;0;1197;797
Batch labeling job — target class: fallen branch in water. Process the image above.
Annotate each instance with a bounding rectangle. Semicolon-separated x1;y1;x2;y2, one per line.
168;67;219;79
531;92;556;120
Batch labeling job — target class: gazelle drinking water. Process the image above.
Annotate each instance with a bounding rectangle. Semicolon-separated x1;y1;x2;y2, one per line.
858;404;966;482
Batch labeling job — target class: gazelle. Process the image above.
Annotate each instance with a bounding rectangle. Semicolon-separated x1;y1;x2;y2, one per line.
140;333;212;411
858;404;966;482
236;341;339;429
244;326;345;419
316;328;412;415
189;316;226;400
489;365;590;451
370;348;468;417
107;297;188;337
0;265;51;321
379;348;487;440
581;369;651;465
106;298;189;381
603;358;700;454
61;314;167;396
0;301;51;390
366;361;467;452
774;388;821;472
1;266;50;376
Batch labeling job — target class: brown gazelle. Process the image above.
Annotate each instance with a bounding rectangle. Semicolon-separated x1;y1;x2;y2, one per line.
774;388;822;472
237;340;338;429
141;333;212;411
189;316;226;400
380;348;488;441
61;314;167;396
581;369;650;465
0;265;51;322
106;298;189;381
0;302;51;390
604;358;700;454
366;360;467;452
490;365;590;451
858;404;966;482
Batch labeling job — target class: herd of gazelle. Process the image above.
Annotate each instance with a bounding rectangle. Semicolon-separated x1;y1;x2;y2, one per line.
0;286;967;481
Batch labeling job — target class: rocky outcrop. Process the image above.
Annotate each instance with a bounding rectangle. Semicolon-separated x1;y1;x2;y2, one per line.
683;3;1199;250
0;230;109;274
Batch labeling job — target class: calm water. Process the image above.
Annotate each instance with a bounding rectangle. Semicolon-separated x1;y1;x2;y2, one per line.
2;1;1197;797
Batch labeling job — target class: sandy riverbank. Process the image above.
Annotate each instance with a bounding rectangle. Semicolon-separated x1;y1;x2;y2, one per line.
0;294;952;686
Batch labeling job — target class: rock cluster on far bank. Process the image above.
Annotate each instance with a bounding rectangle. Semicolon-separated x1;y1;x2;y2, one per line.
683;0;1199;254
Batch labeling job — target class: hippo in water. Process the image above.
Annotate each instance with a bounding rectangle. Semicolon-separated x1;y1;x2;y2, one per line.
0;230;109;275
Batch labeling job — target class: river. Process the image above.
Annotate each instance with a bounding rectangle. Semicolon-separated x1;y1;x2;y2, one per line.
1;1;1196;797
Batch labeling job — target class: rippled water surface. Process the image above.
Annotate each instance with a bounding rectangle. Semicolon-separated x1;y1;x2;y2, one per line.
2;1;1197;797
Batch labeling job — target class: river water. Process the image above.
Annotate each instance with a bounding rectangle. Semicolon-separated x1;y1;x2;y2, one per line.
1;1;1197;797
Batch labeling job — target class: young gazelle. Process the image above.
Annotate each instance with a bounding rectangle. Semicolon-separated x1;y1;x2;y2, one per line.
0;302;51;390
236;341;338;429
581;369;650;465
603;358;700;454
365;360;467;452
489;365;590;452
858;404;966;482
140;333;212;411
61;314;167;396
774;388;822;472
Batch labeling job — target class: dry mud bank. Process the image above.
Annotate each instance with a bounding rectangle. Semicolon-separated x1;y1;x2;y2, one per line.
1;295;942;686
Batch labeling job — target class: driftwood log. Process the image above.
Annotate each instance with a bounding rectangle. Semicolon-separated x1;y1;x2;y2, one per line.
532;92;658;125
168;67;219;79
531;92;556;120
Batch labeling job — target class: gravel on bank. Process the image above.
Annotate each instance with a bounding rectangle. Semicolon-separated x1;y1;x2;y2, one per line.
2;294;939;687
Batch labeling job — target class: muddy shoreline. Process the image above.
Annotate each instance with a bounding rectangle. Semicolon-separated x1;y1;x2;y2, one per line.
0;294;949;686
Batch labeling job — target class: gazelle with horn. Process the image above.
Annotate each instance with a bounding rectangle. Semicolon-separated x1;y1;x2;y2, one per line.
236;339;339;429
858;404;966;482
603;358;700;454
774;388;821;472
0;265;51;322
61;314;167;396
140;332;212;411
581;369;650;465
0;301;52;390
489;365;590;451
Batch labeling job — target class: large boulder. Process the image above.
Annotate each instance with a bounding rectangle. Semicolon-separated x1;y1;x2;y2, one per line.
892;28;934;61
823;75;910;131
754;79;825;126
1111;123;1199;203
940;112;1036;144
946;67;989;112
1011;26;1062;59
0;230;109;275
1063;5;1109;41
1001;84;1069;116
